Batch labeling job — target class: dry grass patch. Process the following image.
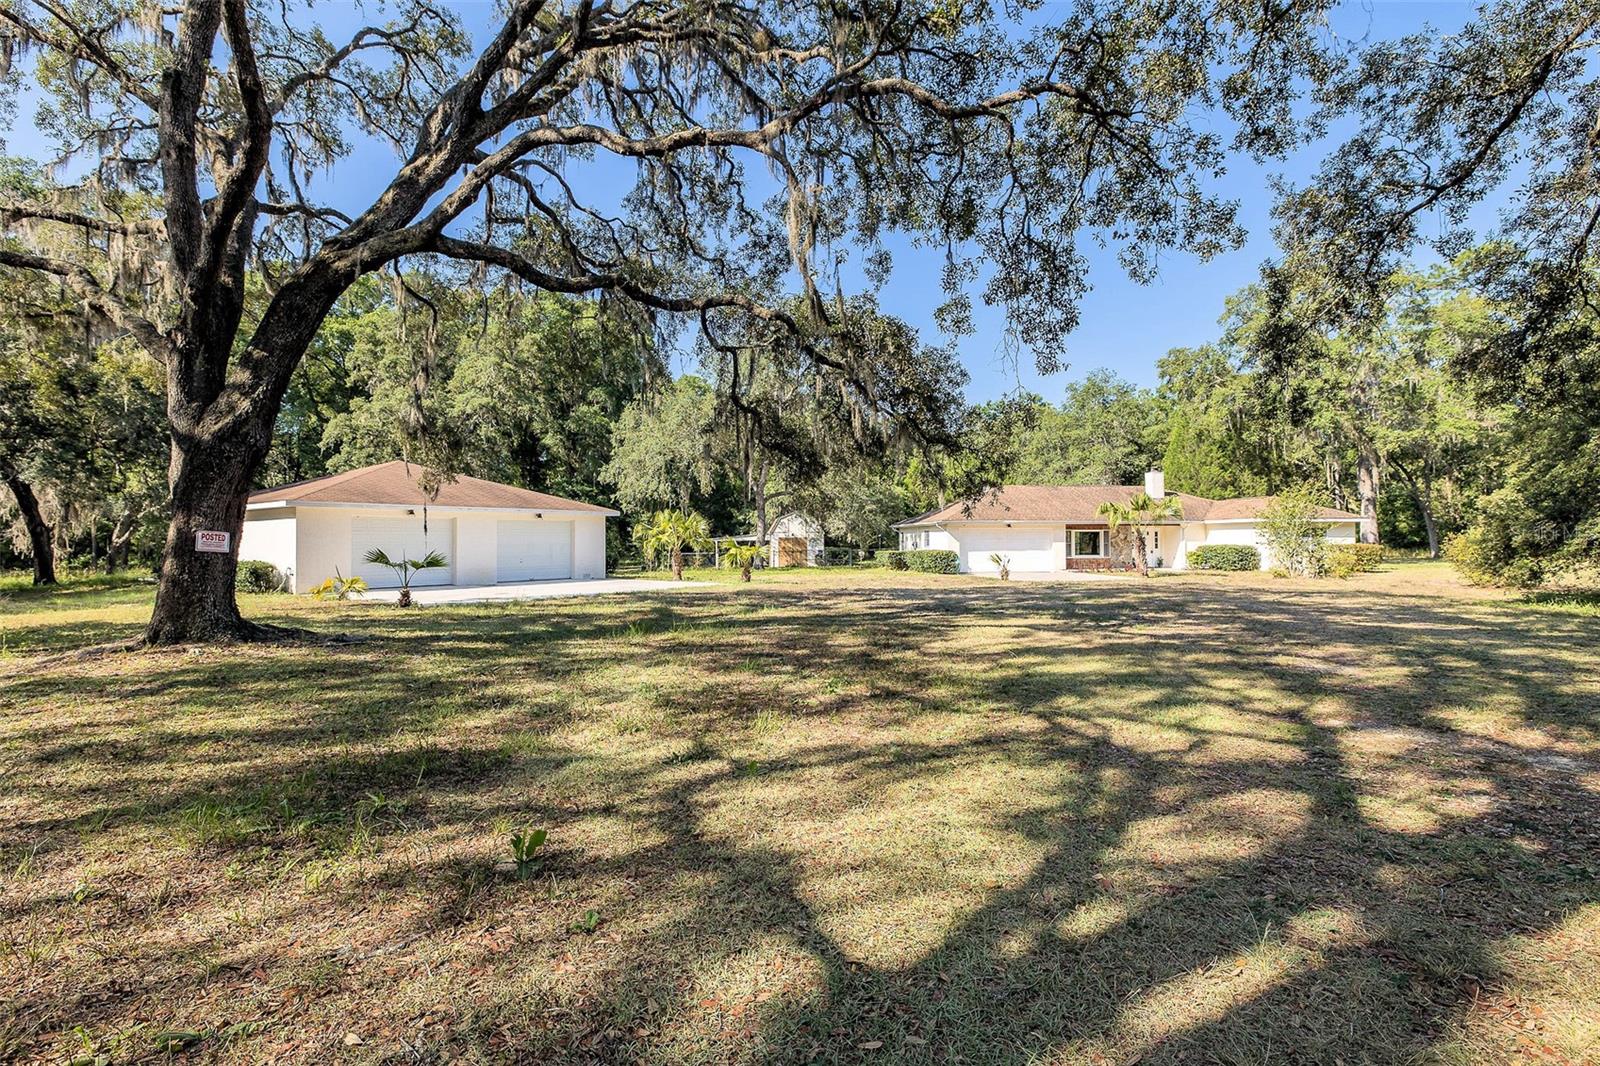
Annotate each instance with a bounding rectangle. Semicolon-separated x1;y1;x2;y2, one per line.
2;567;1598;1063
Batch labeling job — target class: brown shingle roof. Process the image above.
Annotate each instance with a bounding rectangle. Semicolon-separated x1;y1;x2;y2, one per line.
248;461;618;514
894;485;1359;525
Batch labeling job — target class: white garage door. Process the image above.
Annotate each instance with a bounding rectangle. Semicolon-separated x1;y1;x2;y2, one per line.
496;520;572;582
351;516;455;588
960;527;1056;573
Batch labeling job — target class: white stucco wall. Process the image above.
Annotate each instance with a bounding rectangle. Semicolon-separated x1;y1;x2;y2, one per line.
572;514;607;579
1325;522;1359;544
949;524;1065;573
294;506;353;593
455;514;498;586
256;504;608;592
898;527;958;552
1180;520;1362;570
239;511;298;586
896;514;1362;574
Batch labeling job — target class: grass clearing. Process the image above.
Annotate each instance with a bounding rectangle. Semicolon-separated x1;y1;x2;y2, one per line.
2;565;1598;1063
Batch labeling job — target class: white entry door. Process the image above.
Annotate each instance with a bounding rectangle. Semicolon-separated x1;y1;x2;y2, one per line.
350;515;455;588
496;520;572;582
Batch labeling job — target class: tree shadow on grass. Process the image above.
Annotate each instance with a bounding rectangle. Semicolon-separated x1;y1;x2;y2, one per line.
2;578;1598;1062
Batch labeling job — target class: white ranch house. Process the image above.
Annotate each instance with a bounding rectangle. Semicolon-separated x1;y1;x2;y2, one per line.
893;471;1363;574
240;461;616;592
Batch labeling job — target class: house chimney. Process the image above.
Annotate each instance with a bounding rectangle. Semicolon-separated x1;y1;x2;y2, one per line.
1144;469;1165;498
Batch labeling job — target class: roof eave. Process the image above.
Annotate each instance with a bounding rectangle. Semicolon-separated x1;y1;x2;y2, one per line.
246;499;618;517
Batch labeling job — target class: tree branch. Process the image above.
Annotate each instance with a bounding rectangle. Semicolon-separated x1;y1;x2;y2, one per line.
0;247;169;358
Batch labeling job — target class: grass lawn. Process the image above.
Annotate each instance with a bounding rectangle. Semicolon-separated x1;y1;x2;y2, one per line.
2;563;1599;1063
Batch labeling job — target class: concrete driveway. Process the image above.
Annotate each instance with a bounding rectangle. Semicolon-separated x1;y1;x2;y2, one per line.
1003;570;1136;582
364;577;677;605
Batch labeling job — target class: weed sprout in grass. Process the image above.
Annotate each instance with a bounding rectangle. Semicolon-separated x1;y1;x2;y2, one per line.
510;827;548;879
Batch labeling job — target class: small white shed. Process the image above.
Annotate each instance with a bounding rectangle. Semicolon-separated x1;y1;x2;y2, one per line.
239;461;617;592
767;513;824;567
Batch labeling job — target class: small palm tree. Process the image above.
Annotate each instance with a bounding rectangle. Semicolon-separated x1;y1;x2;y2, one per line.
988;553;1012;580
637;510;711;580
1098;491;1183;578
720;541;764;582
362;548;448;606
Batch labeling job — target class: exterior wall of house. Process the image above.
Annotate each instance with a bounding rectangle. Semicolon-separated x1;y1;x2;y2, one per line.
1179;520;1362;570
294;506;354;592
239;511;299;587
1325;522;1359;544
265;505;608;592
572;515;608;578
946;523;1065;573
898;527;955;551
455;514;498;585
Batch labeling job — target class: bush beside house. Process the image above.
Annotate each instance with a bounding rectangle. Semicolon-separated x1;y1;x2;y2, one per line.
1187;545;1260;571
1326;543;1383;576
903;549;959;574
235;559;283;593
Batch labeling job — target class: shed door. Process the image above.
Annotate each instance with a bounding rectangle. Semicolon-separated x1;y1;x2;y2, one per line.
497;520;572;581
776;537;808;567
351;516;455;588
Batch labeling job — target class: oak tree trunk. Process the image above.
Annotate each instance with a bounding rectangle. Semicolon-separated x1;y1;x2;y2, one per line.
1356;446;1381;545
108;510;138;572
143;396;279;644
1419;467;1440;559
5;474;56;585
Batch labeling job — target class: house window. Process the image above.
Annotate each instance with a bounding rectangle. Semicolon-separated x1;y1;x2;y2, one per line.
1071;530;1103;557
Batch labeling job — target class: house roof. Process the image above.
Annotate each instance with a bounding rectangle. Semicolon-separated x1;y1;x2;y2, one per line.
248;460;618;514
893;485;1360;526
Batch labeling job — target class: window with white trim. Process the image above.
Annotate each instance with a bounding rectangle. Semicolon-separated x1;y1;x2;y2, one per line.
1071;530;1104;557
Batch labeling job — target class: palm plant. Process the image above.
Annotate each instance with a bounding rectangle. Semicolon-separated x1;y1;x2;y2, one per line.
637;510;711;580
362;548;448;606
310;568;368;601
1098;491;1183;578
988;553;1012;580
720;541;764;582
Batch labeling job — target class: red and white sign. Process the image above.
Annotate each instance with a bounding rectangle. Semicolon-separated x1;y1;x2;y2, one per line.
194;530;231;554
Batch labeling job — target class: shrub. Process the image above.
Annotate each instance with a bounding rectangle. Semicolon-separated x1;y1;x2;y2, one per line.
235;559;282;593
1326;543;1383;576
1445;526;1513;586
904;549;959;574
1186;545;1260;571
880;550;908;571
1259;486;1330;576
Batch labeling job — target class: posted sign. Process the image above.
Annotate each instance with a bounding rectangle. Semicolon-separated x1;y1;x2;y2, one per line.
194;530;231;554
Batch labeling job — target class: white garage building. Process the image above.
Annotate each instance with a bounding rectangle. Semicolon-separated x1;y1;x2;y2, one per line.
240;461;616;593
893;471;1363;574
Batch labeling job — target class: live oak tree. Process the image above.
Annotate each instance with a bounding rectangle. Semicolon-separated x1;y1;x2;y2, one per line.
0;0;1338;643
1270;0;1600;378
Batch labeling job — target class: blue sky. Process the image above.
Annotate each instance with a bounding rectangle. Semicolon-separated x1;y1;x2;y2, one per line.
6;0;1490;403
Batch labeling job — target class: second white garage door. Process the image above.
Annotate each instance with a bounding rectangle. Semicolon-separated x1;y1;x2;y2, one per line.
351;516;455;588
959;527;1057;573
497;520;572;581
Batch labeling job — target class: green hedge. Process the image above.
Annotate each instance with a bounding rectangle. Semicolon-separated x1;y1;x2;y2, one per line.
904;549;959;574
1327;542;1383;576
879;550;907;571
235;559;283;593
1187;545;1260;571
